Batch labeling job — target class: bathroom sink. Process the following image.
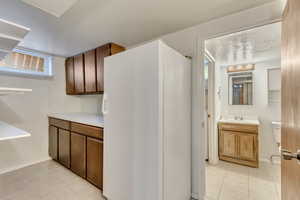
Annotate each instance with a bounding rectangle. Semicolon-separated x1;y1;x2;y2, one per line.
219;118;260;125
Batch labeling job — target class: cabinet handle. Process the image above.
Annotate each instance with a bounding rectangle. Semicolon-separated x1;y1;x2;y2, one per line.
102;93;108;115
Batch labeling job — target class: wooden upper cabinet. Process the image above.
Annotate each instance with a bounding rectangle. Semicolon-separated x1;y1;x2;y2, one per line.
110;43;126;55
84;50;97;93
96;44;110;93
65;43;125;95
65;57;75;95
74;54;85;94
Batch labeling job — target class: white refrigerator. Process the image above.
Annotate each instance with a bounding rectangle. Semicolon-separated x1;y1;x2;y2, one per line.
103;40;191;200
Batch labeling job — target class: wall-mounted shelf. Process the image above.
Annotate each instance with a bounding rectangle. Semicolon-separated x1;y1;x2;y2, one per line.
0;121;30;141
0;87;32;96
0;18;30;60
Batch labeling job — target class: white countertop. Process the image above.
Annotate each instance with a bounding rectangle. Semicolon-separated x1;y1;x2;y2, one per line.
219;118;260;125
48;113;104;128
0;121;31;141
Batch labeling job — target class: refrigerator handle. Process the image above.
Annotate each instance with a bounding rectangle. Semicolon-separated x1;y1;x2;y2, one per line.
102;93;108;115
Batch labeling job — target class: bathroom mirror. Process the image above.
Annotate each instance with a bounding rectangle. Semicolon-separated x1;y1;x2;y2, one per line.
228;72;253;105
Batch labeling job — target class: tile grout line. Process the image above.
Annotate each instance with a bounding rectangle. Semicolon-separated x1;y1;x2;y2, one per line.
216;169;226;200
247;167;250;200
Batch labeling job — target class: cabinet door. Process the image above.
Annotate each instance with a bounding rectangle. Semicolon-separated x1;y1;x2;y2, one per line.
49;126;58;160
237;133;257;161
74;54;85;94
96;45;110;93
58;129;71;168
110;43;126;55
71;132;86;178
219;130;237;158
87;137;103;189
84;50;97;93
65;57;75;95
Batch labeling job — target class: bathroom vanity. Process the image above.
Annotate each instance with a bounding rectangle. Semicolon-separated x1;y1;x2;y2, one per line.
218;120;259;168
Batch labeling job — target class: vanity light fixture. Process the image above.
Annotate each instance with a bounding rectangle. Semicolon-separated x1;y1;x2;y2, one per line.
227;64;255;73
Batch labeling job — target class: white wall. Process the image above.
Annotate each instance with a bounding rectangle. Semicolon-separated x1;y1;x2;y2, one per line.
0;56;102;174
218;59;281;161
158;1;285;199
0;0;286;198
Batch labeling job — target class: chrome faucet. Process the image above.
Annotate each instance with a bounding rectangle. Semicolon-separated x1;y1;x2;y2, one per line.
234;116;243;120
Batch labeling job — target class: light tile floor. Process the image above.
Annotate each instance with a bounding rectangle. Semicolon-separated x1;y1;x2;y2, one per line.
0;160;104;200
205;161;281;200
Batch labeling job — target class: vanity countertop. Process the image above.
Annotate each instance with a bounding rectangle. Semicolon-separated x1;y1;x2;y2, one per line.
48;113;104;128
219;118;260;126
0;121;31;141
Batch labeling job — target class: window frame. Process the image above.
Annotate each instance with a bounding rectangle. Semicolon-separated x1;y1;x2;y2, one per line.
0;48;53;77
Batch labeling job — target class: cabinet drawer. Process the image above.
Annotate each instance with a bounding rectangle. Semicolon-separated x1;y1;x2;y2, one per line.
219;123;258;134
71;122;103;139
49;118;70;130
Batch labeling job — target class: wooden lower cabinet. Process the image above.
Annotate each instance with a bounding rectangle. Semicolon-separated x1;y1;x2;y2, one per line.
87;137;103;189
49;126;58;160
71;132;86;178
219;123;259;168
49;117;103;190
238;132;257;162
58;129;71;168
219;130;237;159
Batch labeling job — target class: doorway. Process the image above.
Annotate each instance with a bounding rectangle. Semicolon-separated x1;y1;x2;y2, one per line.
203;22;282;200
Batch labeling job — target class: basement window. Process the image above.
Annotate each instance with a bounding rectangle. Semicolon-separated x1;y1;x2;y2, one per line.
0;48;52;77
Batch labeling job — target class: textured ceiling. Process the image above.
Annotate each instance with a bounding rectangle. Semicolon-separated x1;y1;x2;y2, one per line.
21;0;79;17
0;0;276;57
205;22;281;66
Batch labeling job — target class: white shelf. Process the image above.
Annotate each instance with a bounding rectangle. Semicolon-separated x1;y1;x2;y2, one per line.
0;87;32;96
0;18;30;60
0;121;30;141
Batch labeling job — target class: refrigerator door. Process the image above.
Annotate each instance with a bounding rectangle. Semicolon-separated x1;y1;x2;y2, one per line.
103;41;161;200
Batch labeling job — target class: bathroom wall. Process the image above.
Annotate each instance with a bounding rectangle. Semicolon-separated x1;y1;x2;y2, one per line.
0;56;102;174
218;59;281;161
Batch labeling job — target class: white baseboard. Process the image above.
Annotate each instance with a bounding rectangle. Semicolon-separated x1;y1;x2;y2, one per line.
0;157;51;175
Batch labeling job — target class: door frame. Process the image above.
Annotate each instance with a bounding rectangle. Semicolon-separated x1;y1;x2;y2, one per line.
204;51;218;164
193;18;282;199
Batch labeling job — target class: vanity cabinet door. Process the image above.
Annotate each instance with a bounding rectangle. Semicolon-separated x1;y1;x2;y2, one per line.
87;137;103;189
49;126;58;160
237;133;257;162
219;130;237;158
58;129;71;168
71;132;86;178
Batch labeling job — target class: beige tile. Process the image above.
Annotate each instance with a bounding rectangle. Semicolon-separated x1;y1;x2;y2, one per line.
0;160;103;200
219;184;249;200
206;161;280;200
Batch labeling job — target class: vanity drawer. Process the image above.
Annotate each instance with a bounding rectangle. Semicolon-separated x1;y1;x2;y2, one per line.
219;123;258;134
71;122;103;139
49;118;70;130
